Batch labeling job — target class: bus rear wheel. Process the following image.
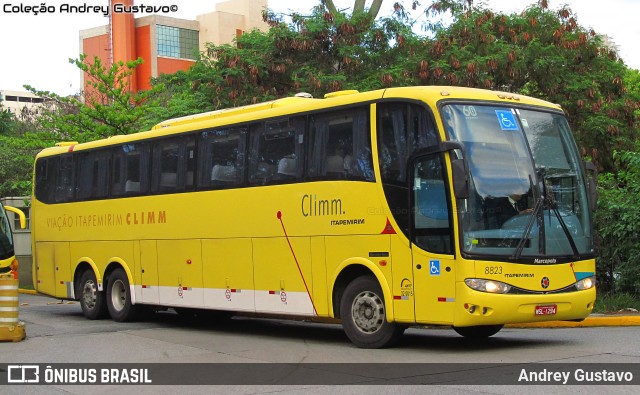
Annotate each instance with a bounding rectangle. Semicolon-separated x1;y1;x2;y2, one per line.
106;268;139;322
78;270;107;320
340;275;405;348
453;324;503;339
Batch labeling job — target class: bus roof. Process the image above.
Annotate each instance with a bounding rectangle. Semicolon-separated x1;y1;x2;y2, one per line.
151;95;322;130
36;86;561;158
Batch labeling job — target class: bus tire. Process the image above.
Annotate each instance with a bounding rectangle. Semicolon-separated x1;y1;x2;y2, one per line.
106;268;139;322
340;275;404;348
453;324;503;339
78;270;108;320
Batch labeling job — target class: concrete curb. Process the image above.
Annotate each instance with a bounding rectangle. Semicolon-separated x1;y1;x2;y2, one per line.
18;288;37;295
506;315;640;328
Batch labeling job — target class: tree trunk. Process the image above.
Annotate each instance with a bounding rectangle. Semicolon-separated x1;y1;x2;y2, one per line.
324;0;385;19
367;0;384;19
324;0;339;15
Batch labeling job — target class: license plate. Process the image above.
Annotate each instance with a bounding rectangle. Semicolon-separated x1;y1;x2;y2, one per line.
535;305;557;315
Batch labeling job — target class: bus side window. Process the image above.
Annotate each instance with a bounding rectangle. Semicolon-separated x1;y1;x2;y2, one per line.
76;150;110;200
197;128;246;189
377;103;439;234
308;107;374;181
112;143;150;196
248;117;304;186
412;154;453;254
151;135;195;193
377;102;439;185
55;155;75;203
35;157;58;204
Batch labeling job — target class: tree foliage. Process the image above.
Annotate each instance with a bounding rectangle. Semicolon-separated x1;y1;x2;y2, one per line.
0;99;14;135
0;102;40;196
0;55;158;196
596;145;640;295
149;0;637;171
26;55;157;142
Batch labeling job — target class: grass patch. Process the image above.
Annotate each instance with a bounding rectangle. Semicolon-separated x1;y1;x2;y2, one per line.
594;292;640;314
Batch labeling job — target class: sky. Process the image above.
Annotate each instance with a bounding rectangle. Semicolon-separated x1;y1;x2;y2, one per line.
0;0;638;97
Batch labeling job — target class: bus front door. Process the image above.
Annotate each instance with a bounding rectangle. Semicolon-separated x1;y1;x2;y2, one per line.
410;154;456;325
411;247;456;325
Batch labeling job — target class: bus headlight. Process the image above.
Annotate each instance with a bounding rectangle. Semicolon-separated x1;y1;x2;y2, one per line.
575;276;595;290
465;278;512;294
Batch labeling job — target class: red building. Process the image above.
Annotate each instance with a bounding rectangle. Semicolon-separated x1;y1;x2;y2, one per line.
79;0;268;95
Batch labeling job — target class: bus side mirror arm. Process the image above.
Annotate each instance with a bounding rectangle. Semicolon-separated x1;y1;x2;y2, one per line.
4;206;26;229
584;161;597;212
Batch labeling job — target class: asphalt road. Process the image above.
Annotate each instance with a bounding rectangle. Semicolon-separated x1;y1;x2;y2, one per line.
1;293;639;394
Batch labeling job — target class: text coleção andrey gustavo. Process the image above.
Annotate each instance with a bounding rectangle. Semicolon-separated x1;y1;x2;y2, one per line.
2;3;179;16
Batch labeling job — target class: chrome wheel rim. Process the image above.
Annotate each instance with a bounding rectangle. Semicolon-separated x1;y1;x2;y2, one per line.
111;279;127;312
351;291;384;334
82;280;97;310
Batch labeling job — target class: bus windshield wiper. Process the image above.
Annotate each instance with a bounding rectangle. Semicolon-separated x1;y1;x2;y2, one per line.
511;196;542;260
545;180;580;259
512;173;580;261
511;174;540;260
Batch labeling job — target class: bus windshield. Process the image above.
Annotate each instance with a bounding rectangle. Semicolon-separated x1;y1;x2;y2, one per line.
442;104;593;260
0;204;15;261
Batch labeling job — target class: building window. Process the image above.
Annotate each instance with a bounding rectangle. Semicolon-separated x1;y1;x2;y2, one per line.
157;25;199;60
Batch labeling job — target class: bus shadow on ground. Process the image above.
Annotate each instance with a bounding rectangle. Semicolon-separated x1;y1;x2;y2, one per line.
20;295;573;352
139;308;569;351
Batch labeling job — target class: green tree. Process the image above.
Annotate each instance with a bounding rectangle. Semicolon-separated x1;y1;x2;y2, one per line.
596;145;640;295
397;0;634;170
0;55;158;196
26;54;157;143
149;0;636;172
0;134;43;196
148;2;414;117
624;68;640;122
0;98;15;135
0;98;33;196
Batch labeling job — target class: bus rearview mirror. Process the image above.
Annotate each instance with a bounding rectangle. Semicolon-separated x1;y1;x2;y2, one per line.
451;158;470;199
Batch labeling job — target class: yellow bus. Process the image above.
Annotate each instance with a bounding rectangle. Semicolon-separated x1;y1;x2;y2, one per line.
1;202;26;276
31;86;596;348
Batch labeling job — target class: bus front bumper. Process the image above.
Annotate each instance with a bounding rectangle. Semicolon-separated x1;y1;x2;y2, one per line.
452;282;596;327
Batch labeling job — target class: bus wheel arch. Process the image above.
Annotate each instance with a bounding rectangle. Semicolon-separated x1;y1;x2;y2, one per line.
333;264;372;319
74;262;108;320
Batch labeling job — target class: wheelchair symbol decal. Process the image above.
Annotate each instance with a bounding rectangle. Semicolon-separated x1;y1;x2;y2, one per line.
429;260;441;276
495;110;519;131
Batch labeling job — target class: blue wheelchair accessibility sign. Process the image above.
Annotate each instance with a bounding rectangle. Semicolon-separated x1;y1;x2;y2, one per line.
429;260;440;276
495;110;519;131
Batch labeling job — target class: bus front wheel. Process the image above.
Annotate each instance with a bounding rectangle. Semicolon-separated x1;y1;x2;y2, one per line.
340;275;405;348
453;324;503;339
106;268;139;322
78;270;108;320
